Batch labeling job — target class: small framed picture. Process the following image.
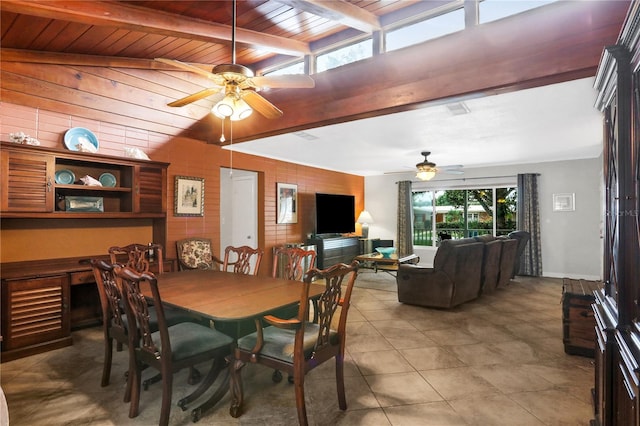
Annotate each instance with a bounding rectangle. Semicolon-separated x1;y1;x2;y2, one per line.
175;176;204;216
553;193;575;212
277;183;298;224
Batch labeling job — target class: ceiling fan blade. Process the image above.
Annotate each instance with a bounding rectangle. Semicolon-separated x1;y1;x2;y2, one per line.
440;169;465;175
241;90;283;119
167;87;223;107
243;74;315;89
155;58;226;86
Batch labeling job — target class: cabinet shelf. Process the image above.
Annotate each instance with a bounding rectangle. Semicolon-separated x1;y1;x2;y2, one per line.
54;184;132;193
1;142;168;216
0;211;166;219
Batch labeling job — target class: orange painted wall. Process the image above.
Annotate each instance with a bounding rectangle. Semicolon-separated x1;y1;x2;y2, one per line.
0;103;365;274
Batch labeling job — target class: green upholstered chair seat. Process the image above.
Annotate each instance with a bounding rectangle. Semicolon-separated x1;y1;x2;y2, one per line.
236;323;338;362
150;322;234;362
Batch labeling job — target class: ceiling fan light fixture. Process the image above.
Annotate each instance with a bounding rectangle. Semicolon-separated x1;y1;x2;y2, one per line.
212;95;253;121
416;168;436;181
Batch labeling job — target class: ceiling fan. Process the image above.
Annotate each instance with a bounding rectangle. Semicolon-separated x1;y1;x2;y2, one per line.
156;0;314;121
386;151;464;181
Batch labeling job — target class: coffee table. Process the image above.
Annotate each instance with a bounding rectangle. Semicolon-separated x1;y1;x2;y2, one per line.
354;253;419;274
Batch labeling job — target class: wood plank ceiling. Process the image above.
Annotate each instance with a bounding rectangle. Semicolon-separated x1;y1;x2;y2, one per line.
0;0;631;144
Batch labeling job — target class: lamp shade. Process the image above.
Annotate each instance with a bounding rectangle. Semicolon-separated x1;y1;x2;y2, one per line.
357;210;374;224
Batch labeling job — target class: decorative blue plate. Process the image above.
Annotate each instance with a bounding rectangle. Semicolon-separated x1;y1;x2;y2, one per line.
55;169;76;185
375;247;396;258
64;127;99;153
99;172;116;187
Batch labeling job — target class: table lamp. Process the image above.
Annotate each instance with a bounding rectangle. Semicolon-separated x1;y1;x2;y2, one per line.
357;210;374;239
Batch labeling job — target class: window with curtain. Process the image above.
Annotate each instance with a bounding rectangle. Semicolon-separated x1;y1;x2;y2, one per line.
412;186;517;246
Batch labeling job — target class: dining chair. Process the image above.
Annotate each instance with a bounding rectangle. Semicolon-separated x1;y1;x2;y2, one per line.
229;261;359;426
91;259;201;397
108;243;164;274
91;259;132;394
223;245;264;275
175;237;224;271
272;246;317;281
114;265;234;425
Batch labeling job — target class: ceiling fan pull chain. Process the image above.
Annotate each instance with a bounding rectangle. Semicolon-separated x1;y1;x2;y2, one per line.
220;117;226;143
229;119;234;176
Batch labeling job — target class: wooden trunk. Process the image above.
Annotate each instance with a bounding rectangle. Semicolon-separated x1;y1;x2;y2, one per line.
562;278;602;357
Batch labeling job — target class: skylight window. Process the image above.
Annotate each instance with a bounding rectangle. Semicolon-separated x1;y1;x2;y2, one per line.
479;0;558;24
264;61;305;76
316;38;372;73
386;8;465;51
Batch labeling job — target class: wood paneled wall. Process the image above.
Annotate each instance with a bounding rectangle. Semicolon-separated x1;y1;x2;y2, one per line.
0;1;628;143
0;102;364;274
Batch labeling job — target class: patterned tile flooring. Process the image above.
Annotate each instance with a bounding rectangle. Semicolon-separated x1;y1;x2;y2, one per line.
1;273;594;425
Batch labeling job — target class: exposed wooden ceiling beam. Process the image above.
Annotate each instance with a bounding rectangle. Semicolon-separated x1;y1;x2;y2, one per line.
275;0;381;33
1;0;311;57
0;48;184;70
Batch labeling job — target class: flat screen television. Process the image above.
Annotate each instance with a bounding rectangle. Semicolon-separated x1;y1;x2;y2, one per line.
315;193;355;235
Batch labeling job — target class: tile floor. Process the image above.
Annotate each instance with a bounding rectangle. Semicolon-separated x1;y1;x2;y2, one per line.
1;273;595;425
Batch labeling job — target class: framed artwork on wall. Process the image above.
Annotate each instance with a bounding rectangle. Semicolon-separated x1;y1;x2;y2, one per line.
553;193;575;212
175;175;204;216
277;183;298;224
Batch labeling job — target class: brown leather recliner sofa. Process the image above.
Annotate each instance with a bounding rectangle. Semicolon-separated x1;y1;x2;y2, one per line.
396;234;521;309
472;234;519;291
397;239;484;308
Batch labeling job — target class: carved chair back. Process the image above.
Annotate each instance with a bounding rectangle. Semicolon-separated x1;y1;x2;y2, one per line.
223;245;264;275
108;243;164;274
272;246;317;281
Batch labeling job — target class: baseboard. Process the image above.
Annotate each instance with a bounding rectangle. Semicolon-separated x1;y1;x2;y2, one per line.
543;271;602;281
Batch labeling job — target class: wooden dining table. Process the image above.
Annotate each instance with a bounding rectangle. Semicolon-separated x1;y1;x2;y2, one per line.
139;269;326;422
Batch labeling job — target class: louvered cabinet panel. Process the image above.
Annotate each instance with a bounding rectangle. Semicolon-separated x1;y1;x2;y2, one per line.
136;165;166;213
1;275;70;351
0;150;54;212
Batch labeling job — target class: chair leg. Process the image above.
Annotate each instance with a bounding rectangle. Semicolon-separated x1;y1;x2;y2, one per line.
159;363;173;426
335;355;347;410
101;337;113;387
293;372;308;426
124;343;137;404
128;361;142;419
229;356;246;418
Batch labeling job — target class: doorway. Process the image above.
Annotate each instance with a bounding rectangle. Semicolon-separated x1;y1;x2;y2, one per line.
219;168;258;259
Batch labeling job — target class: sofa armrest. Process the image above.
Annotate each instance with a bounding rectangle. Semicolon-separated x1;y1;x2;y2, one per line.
396;264;455;308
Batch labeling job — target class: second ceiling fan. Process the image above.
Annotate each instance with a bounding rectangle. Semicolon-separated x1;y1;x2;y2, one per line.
386;151;464;181
157;0;314;121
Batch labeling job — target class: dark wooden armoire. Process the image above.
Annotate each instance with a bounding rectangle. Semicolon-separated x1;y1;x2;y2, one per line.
592;2;640;425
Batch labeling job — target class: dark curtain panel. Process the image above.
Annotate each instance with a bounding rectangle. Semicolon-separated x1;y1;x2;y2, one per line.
517;173;543;276
397;181;414;257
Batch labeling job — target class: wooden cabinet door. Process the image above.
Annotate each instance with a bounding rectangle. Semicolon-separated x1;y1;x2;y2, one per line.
1;275;71;351
1;150;54;212
134;164;166;213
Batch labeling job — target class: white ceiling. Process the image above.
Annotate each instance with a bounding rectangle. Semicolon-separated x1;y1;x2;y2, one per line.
226;77;603;177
